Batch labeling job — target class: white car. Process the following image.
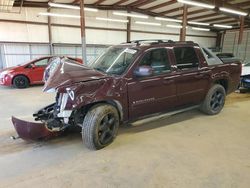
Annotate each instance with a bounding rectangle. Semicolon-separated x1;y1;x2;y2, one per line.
242;62;250;76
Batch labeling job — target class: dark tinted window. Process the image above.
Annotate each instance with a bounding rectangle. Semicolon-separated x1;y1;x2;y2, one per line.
139;48;170;75
174;47;199;70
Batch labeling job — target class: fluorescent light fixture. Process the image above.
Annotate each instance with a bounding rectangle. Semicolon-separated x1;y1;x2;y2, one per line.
135;21;161;26
48;2;98;12
155;17;182;23
213;24;233;28
219;7;247;16
192;27;210;31
167;24;187;29
96;17;128;23
85;7;99;12
113;11;148;19
48;2;79;9
188;21;210;26
177;0;215;9
38;12;80;19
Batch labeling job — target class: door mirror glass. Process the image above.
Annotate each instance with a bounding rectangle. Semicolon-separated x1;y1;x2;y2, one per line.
31;64;36;69
26;63;35;69
134;66;153;77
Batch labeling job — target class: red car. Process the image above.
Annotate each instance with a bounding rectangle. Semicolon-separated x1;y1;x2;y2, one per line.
0;56;82;88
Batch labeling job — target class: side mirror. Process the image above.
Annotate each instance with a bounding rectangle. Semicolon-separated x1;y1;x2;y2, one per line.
30;64;36;69
134;65;153;77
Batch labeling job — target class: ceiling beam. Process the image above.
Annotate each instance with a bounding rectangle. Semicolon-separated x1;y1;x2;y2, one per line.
158;6;183;15
93;0;106;5
188;13;221;21
221;20;239;24
126;0;148;7
201;16;236;23
14;1;48;8
175;9;206;18
112;0;130;6
145;0;177;11
132;0;156;8
72;0;80;5
229;1;250;8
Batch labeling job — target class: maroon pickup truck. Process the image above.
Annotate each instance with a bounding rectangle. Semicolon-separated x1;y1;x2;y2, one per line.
12;40;241;150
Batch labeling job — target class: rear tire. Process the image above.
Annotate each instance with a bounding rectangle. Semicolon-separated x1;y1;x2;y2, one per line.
13;75;29;89
200;84;226;115
82;104;119;150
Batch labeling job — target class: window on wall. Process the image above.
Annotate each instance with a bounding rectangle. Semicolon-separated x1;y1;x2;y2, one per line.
139;48;171;75
174;47;199;70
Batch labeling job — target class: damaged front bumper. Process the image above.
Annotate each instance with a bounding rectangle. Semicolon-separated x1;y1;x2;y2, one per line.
11;116;59;140
11;103;67;141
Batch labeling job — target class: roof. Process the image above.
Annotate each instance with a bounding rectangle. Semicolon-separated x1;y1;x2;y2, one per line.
2;0;250;31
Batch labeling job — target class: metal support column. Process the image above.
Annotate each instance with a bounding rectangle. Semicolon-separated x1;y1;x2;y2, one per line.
80;0;87;63
238;16;245;45
127;11;131;42
180;5;188;41
48;10;53;55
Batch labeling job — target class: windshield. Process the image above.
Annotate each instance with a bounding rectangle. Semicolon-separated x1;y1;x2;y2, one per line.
89;46;138;75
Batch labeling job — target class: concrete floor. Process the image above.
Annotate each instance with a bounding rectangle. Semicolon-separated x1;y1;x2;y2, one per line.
0;85;250;188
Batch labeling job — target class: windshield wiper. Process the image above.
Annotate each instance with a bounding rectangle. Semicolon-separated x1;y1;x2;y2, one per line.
94;67;106;73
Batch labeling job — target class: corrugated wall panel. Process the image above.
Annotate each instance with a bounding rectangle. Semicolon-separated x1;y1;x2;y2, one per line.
222;30;250;63
222;32;236;53
0;43;108;68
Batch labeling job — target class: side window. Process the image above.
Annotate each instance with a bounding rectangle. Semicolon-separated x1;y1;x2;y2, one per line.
174;47;199;70
34;58;48;67
139;48;171;75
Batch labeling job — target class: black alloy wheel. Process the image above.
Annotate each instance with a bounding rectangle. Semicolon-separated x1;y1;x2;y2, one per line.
200;84;226;115
210;90;225;112
98;113;116;145
82;104;119;150
13;75;29;88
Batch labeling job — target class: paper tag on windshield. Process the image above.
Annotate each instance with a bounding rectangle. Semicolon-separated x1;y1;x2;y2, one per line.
125;49;137;54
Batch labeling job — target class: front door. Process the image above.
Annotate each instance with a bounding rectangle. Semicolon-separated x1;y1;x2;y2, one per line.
128;48;178;119
29;57;50;83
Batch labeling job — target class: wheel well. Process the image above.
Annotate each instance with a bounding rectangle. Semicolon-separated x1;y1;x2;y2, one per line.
12;74;30;85
79;100;123;122
214;79;228;93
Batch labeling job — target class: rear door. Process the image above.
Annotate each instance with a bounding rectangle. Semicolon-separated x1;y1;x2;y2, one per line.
172;46;210;106
127;48;178;119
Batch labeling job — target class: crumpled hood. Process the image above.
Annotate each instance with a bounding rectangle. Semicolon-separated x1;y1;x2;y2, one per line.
43;58;107;92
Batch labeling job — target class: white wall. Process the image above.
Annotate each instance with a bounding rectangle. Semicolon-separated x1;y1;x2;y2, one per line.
0;7;217;47
222;30;250;61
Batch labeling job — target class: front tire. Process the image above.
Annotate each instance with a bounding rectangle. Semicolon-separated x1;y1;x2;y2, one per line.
13;75;29;89
82;104;119;150
200;84;226;115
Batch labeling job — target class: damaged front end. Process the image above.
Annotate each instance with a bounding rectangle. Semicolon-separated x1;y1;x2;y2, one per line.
11;57;107;141
11;94;73;140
